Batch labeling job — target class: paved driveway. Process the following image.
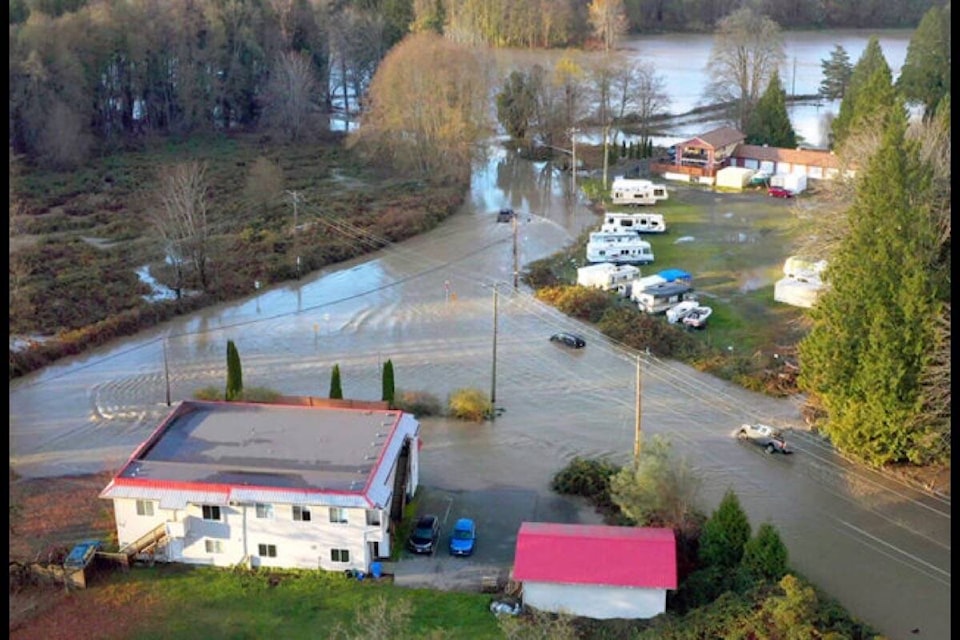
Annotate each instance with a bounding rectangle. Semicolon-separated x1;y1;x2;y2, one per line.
391;485;602;591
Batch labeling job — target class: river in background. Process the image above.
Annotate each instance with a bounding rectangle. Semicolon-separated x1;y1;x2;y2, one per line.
619;28;913;148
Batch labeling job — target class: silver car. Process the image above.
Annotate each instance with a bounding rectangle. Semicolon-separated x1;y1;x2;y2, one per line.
736;423;791;454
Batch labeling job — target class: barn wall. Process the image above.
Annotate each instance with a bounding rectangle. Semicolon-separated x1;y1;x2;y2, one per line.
522;581;665;619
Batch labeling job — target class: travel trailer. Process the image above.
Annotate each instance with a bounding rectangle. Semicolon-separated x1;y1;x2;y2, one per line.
600;212;667;234
585;231;655;265
635;281;696;314
610;178;669;206
576;263;641;297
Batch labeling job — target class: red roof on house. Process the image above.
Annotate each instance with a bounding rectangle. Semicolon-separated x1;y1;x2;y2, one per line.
513;522;677;589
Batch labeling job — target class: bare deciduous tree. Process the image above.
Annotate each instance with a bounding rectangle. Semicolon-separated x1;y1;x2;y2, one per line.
38;99;93;170
627;60;670;151
262;51;320;142
703;6;785;132
151;161;212;296
588;0;629;52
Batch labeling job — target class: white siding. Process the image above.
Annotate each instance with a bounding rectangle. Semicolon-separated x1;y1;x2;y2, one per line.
523;581;666;620
113;498;389;572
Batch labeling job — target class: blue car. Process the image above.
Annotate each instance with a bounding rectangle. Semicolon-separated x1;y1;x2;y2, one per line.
448;518;477;557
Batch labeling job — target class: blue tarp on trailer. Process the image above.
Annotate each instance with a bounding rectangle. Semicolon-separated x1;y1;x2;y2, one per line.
64;540;102;569
657;269;692;282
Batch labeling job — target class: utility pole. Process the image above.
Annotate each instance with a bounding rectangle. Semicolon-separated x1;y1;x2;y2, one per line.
602;124;609;190
511;214;519;290
287;190;301;279
163;338;171;407
792;57;797;97
570;129;578;197
490;283;499;415
633;353;642;462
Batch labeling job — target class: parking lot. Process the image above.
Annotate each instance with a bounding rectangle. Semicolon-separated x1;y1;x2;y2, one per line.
391;484;603;591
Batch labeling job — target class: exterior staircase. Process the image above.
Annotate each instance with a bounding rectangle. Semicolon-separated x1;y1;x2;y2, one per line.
118;522;169;565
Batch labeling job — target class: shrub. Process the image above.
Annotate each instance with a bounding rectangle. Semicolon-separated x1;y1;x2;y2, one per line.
739;522;789;583
193;386;221;401
551;457;622;510
699;489;752;571
447;388;491;422
393;389;442;417
535;285;615;323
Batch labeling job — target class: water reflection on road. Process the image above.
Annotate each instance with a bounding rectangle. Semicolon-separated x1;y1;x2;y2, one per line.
9;145;949;640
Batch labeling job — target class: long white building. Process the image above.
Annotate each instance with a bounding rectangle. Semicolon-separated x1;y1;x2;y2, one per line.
100;399;420;573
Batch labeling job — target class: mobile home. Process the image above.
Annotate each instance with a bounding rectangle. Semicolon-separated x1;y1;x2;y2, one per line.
577;263;641;297
600;212;667;234
610;178;669;206
635;282;696;314
586;231;655;265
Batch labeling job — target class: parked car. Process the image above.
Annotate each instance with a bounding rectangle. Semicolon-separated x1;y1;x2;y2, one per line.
497;208;516;223
549;332;586;349
768;186;793;198
407;515;440;554
448;517;477;556
736;423;792;454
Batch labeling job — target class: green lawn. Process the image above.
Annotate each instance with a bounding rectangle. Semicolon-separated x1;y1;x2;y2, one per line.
104;565;502;640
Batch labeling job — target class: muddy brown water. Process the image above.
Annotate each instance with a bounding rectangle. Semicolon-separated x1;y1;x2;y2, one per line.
9;147;949;639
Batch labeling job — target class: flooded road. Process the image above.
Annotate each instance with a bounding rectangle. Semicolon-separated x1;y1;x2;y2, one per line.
9;146;949;639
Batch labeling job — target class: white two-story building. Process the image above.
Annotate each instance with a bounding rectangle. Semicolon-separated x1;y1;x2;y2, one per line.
99;399;420;573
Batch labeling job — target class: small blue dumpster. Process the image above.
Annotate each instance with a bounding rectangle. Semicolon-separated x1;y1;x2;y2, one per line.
370;562;383;579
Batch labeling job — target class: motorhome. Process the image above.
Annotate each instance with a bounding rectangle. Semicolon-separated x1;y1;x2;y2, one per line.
576;263;641;297
585;231;655;265
610;178;669;206
600;212;667;234
634;281;696;314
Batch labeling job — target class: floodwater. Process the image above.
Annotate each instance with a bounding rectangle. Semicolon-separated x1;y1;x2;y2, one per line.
9;141;949;638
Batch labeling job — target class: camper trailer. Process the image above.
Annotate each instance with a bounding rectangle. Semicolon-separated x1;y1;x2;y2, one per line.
577;263;641;297
600;212;667;234
610;178;669;206
585;231;655;265
635;281;696;314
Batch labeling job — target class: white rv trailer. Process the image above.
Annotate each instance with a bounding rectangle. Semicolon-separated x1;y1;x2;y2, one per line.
610;178;669;206
600;212;667;234
576;263;640;297
635;281;696;314
585;231;655;265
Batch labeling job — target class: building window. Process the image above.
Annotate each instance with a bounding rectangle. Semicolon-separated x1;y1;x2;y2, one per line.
255;503;273;519
205;539;223;554
365;510;381;526
258;544;277;558
331;548;350;563
293;506;311;522
202;505;221;521
135;500;154;516
329;507;347;524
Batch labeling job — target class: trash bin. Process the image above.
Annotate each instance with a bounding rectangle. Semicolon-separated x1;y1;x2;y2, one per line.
355;570;365;581
370;562;382;579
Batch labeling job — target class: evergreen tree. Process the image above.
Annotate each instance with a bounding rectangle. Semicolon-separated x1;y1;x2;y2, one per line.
818;44;853;100
897;3;951;118
381;359;395;407
496;70;540;141
745;69;797;148
798;104;940;465
830;37;891;149
329;364;343;400
740;523;789;582
698;489;751;570
225;340;243;401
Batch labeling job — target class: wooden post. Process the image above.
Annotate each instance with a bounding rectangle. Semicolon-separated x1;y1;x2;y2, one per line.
634;354;642;462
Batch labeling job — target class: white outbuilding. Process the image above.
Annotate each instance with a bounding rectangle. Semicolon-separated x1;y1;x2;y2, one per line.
715;166;755;190
512;523;677;620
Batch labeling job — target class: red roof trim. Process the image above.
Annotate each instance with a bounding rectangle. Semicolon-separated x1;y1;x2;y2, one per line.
107;475;363;497
360;410;404;500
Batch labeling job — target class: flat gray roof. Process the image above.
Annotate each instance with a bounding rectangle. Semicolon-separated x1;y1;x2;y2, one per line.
118;401;402;492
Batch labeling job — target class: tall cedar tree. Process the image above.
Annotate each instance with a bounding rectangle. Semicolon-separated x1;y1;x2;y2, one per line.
740;522;789;582
225;340;243;401
798;102;940;466
381;359;395;407
896;3;951;118
819;44;853;100
830;37;891;149
329;364;343;400
697;488;751;570
745;69;797;148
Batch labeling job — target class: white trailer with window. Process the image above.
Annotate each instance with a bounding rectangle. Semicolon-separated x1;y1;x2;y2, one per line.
600;212;667;234
610;178;669;206
576;263;641;297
